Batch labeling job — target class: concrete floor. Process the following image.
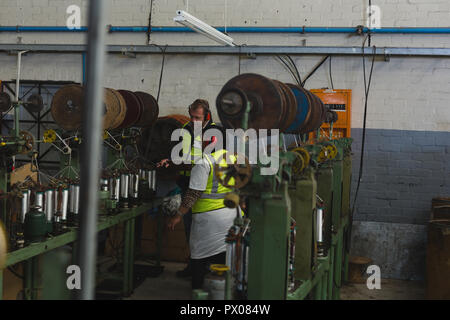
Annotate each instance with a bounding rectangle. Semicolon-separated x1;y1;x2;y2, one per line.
127;261;426;300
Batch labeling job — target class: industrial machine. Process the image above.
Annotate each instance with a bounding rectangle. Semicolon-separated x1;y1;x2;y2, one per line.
0;77;160;299
193;73;354;300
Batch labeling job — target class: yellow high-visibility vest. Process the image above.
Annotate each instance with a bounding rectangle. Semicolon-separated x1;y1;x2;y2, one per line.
179;121;216;177
192;149;236;214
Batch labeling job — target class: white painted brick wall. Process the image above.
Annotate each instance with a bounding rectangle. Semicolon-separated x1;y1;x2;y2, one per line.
0;0;450;132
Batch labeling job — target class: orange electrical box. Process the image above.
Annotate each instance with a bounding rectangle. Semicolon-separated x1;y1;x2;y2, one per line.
310;89;352;139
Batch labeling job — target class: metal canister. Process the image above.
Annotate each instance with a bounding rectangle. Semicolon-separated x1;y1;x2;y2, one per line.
139;169;148;181
129;173;139;199
148;170;156;192
44;189;54;223
316;207;325;256
70;184;80;215
120;174;129;199
226;242;235;275
54;188;59;222
35;191;44;210
27;189;31;212
61;188;69;221
100;178;109;192
109;177;120;202
20;190;29;223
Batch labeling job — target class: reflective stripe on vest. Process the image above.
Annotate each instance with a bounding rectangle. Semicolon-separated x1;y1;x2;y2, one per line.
192;149;235;214
179;121;215;176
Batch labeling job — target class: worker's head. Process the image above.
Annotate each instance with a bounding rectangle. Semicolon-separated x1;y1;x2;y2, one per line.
188;99;211;127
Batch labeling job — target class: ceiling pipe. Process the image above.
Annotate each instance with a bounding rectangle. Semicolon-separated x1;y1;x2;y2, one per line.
2;26;450;34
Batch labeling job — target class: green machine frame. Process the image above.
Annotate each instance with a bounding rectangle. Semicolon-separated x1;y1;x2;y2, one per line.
225;130;353;300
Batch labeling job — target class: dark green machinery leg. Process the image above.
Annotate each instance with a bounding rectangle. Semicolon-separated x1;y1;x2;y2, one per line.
343;226;350;283
331;144;344;300
24;260;32;300
327;244;334;299
314;277;322;300
123;220;131;296
129;218;135;294
321;271;328;300
123;218;136;296
247;182;290;300
290;169;316;282
23;257;39;300
333;232;343;300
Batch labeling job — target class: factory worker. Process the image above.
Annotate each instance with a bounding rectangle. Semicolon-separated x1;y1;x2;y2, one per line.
157;99;222;278
167;137;241;290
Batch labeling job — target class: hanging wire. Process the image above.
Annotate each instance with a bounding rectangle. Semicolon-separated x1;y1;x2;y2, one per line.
276;55;301;86
285;55;303;85
329;55;335;90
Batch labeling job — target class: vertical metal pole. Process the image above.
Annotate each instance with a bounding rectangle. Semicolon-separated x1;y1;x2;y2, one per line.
14;51;27;138
76;0;107;300
225;269;232;300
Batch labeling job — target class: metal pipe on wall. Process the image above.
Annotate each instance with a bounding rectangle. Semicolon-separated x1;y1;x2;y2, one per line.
2;26;450;34
1;44;450;57
76;0;107;300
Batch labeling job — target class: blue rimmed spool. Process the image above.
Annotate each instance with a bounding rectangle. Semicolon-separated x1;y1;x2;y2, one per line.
285;83;312;133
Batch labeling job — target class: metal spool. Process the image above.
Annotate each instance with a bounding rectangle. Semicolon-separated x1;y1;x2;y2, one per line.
51;85;125;131
273;80;297;131
102;87;125;130
51;84;84;131
134;91;159;127
117;90;143;129
139;114;190;164
304;91;326;132
284;84;313;133
25;93;44;113
105;88;127;130
216;73;327;133
0;92;11;112
216;73;288;131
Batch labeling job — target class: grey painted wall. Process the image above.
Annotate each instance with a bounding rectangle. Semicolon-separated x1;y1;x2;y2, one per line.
351;128;450;225
349;128;450;280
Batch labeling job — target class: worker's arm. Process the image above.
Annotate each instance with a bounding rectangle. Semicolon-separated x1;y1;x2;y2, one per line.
167;158;210;231
167;188;203;231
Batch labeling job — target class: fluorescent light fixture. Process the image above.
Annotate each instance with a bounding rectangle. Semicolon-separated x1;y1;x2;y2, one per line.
174;10;235;46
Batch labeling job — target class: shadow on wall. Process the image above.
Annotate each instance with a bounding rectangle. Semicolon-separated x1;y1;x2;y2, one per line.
350;221;427;280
